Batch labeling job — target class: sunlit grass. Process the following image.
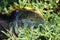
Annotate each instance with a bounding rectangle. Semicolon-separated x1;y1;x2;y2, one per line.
0;0;60;40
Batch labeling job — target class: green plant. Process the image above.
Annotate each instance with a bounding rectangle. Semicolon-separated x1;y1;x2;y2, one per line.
0;0;60;40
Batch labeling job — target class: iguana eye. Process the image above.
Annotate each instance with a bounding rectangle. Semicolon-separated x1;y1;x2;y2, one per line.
30;19;33;21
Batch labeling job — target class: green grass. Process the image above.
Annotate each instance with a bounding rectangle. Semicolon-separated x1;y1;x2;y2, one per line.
0;0;60;40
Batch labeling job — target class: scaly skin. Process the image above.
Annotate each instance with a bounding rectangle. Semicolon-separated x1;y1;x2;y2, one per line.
0;9;44;40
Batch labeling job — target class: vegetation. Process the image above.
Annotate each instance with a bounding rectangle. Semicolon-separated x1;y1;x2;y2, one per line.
0;0;60;40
